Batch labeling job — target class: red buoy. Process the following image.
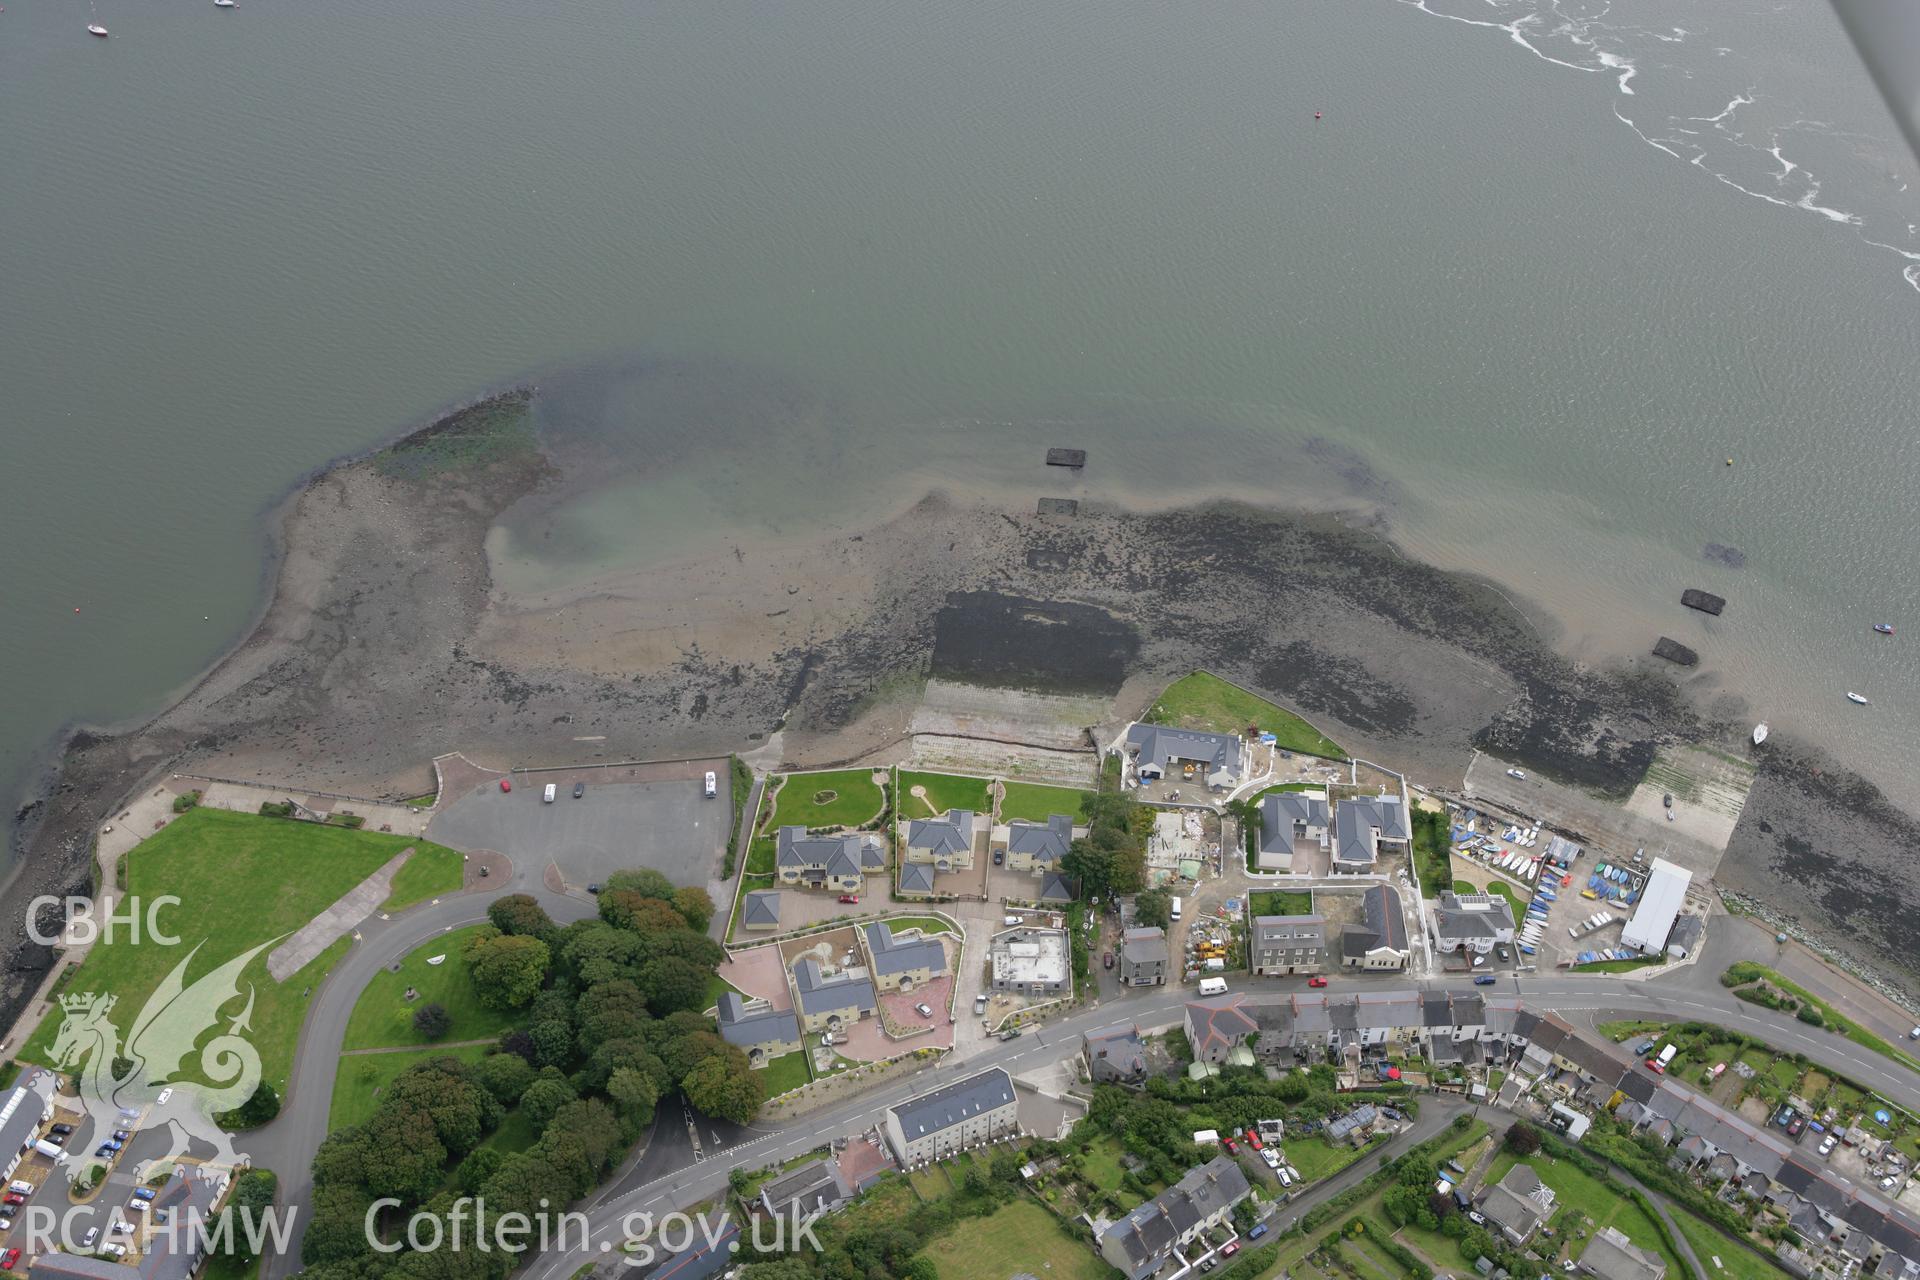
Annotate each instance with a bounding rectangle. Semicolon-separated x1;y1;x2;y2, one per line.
1315;111;1323;120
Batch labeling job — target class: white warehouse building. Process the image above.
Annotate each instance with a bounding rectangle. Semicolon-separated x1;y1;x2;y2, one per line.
1621;857;1692;954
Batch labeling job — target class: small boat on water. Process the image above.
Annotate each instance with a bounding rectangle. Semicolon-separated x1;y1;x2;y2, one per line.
1847;692;1870;705
1874;623;1895;635
87;22;108;35
1752;723;1769;745
214;0;235;8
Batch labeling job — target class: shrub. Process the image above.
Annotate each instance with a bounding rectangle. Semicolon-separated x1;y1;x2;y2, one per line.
172;791;200;814
259;801;294;818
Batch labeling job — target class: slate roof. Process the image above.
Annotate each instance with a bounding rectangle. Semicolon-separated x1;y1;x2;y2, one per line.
792;956;877;1017
1434;892;1518;941
1580;1226;1667;1280
716;992;801;1050
1254;915;1327;949
1185;996;1258;1059
1007;814;1073;864
889;1068;1015;1142
1125;724;1243;775
1334;793;1411;867
776;827;881;879
906;810;976;859
742;890;781;928
1038;870;1076;902
1100;1156;1251;1276
144;1169;224;1280
1344;884;1409;957
1260;791;1329;854
898;861;935;894
1120;927;1168;965
759;1157;849;1219
1085;1023;1148;1080
1479;1164;1554;1240
863;922;947;977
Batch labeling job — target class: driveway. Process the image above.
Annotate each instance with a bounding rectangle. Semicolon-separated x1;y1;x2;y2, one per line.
429;775;727;889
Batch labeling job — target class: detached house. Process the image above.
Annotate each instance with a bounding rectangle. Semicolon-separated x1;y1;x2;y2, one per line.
1333;793;1412;873
1185;995;1258;1066
1580;1227;1667;1280
1124;724;1246;791
791;956;877;1032
776;827;885;893
1341;884;1410;970
860;922;946;993
1099;1156;1252;1280
1478;1164;1557;1244
904;810;978;872
1119;927;1169;987
1258;790;1330;872
1084;1023;1149;1085
1252;914;1328;976
1002;814;1075;871
1432;892;1518;957
716;993;802;1064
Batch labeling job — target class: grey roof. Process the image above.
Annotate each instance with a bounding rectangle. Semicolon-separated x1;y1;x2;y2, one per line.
1007;814;1074;864
1327;1104;1379;1142
1125;724;1243;776
906;810;976;858
146;1172;223;1280
1101;1156;1251;1274
1085;1023;1147;1079
28;1257;131;1280
0;1086;46;1177
1452;993;1486;1025
863;922;947;977
791;956;877;1017
1480;1164;1553;1239
1121;926;1168;965
1355;991;1421;1030
776;827;880;878
898;861;935;894
1254;914;1326;948
742;890;781;927
759;1157;849;1218
1185;996;1258;1059
1038;870;1075;902
1334;793;1411;866
1344;884;1409;957
1260;791;1329;853
1581;1228;1665;1280
889;1067;1015;1141
716;992;801;1050
1434;892;1518;940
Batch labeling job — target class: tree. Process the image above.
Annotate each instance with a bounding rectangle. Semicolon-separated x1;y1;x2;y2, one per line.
218;1169;279;1258
1504;1120;1540;1155
413;1003;452;1040
218;1081;281;1129
728;1167;751;1197
604;868;678;900
488;894;558;942
607;1067;658;1128
465;932;551;1010
575;979;651;1054
637;956;711;1016
472;1052;536;1105
671;886;715;932
520;1076;579;1126
600;891;688;934
1135;888;1173;931
682;1047;765;1124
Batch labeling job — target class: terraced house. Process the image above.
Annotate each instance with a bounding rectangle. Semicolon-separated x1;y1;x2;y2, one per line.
883;1067;1018;1166
902;809;977;872
1098;1155;1252;1280
1251;913;1327;976
860;922;946;993
775;826;886;893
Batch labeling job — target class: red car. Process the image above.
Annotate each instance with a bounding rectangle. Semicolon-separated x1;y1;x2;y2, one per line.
1245;1129;1263;1151
838;895;859;905
499;778;512;793
1;1195;21;1207
2;1248;19;1270
1307;976;1328;988
1222;1135;1237;1153
1222;1242;1240;1258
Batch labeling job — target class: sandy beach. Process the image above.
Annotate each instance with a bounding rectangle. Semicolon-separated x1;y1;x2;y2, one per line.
7;389;1920;1032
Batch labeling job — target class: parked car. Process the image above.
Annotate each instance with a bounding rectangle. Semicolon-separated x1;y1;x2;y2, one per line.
94;1145;117;1159
499;778;511;793
0;1219;10;1233
1245;1129;1263;1150
1307;976;1328;988
110;1222;134;1236
103;1244;128;1258
1;1197;21;1209
3;1248;20;1270
915;1003;934;1019
1222;1242;1240;1257
703;771;718;798
41;1134;64;1147
1635;1040;1657;1056
1222;1136;1238;1153
1103;951;1115;970
111;1130;130;1142
1820;1134;1838;1157
48;1124;73;1136
572;782;585;799
1506;769;1526;780
974;994;987;1014
156;1089;172;1105
992;849;1004;866
837;894;859;905
999;1027;1021;1041
131;1189;157;1202
80;1228;99;1248
1248;1224;1269;1240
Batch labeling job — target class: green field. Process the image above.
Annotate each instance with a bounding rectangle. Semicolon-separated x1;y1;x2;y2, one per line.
1483;1152;1684;1280
1251;890;1315;917
1723;963;1920;1075
916;1198;1116;1280
756;1048;811;1096
1671;1207;1796;1280
997;781;1094;825
885;916;955;936
770;769;887;829
19;808;444;1092
898;770;993;818
329;1042;494;1130
1145;671;1345;759
381;844;466;911
1286;1134;1369;1182
340;925;518;1050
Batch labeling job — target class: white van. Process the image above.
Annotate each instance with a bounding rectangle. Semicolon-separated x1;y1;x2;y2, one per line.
1197;976;1228;997
543;783;556;804
1170;896;1183;922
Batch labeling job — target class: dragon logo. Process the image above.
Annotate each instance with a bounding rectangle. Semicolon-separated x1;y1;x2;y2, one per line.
46;939;274;1181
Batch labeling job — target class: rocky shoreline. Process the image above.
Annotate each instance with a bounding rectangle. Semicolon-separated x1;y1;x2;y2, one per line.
7;386;1918;1036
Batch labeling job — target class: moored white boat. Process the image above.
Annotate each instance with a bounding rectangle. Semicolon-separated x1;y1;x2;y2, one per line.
1847;692;1870;705
1752;723;1768;745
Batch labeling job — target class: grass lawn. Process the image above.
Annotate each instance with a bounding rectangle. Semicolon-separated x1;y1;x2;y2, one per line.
821;1175;916;1245
1340;1233;1406;1280
340;925;518;1050
1286;1135;1368;1182
380;843;466;911
1578;955;1666;974
1452;881;1479;894
1598;1020;1666;1043
1251;890;1315;916
756;1048;810;1096
477;1107;541;1157
1145;671;1345;759
771;769;886;830
1486;882;1527;912
19;809;432;1093
898;770;992;818
1078;1135;1131;1194
1671;1207;1796;1280
885;916;955;936
702;971;746;1013
918;1198;1115;1280
997;780;1095;825
1483;1153;1683;1280
329;1042;494;1130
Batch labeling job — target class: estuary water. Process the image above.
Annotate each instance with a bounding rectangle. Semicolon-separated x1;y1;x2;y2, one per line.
3;0;1919;858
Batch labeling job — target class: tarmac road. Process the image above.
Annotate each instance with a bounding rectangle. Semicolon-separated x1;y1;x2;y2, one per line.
248;877;1920;1279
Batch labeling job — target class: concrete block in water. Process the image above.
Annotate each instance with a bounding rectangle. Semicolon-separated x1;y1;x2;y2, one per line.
1681;588;1726;615
1652;637;1699;666
1045;447;1087;468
